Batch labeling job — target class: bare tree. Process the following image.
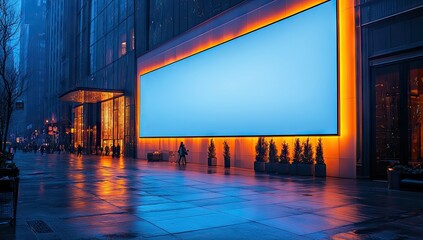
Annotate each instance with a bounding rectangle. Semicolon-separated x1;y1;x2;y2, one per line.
0;0;25;152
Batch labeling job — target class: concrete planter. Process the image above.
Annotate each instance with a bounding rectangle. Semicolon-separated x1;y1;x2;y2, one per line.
208;157;217;166
387;168;401;189
315;164;326;177
289;164;298;175
0;167;20;177
254;161;266;172
298;164;314;176
276;163;290;175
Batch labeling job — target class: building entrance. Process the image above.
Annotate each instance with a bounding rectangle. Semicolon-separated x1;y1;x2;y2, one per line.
101;97;125;156
372;58;423;179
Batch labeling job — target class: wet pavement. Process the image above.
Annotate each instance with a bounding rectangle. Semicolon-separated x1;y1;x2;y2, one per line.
1;152;423;239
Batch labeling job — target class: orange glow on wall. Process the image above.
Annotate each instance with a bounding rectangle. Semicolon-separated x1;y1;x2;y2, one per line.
137;0;357;178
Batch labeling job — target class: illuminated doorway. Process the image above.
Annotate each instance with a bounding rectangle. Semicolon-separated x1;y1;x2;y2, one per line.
101;96;125;156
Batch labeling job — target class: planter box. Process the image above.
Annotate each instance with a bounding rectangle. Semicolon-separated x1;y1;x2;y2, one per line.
265;162;277;173
0;168;20;177
254;161;266;172
224;158;230;168
289;164;298;175
208;157;217;166
315;164;326;177
276;163;290;175
298;164;314;176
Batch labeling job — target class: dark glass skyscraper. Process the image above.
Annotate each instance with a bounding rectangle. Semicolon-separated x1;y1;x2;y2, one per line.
19;0;47;144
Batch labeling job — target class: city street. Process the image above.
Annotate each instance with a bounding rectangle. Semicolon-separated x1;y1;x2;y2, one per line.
1;152;423;239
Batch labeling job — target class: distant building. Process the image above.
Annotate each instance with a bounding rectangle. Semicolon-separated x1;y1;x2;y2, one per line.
19;0;47;143
45;0;76;148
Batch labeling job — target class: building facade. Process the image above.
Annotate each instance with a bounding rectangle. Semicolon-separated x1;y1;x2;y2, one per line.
42;0;423;179
135;0;357;178
357;0;423;178
45;0;77;149
19;0;47;144
133;0;423;179
59;0;137;156
58;0;245;157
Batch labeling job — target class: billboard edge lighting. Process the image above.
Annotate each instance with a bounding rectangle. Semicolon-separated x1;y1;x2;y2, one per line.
139;0;338;138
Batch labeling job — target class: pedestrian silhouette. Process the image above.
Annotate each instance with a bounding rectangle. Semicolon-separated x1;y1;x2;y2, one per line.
177;142;188;164
105;145;109;156
116;144;120;157
77;144;82;157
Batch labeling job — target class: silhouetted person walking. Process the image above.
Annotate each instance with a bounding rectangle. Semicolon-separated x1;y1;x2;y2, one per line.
77;144;82;157
105;145;109;156
177;142;188;164
116;144;121;157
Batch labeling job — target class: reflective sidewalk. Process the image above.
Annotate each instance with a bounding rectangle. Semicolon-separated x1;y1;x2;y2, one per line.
1;152;423;239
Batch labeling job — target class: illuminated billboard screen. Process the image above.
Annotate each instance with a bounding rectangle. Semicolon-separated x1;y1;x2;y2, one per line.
140;0;337;138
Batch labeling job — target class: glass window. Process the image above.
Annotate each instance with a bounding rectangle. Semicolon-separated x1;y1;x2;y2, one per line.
96;38;105;71
113;29;118;61
119;21;127;57
118;56;127;86
105;32;113;65
98;0;105;12
91;0;97;20
97;11;104;39
119;0;127;23
74;105;84;147
101;100;113;140
106;64;113;88
90;45;96;74
373;64;401;179
127;15;134;51
113;0;118;27
106;3;113;32
409;59;423;163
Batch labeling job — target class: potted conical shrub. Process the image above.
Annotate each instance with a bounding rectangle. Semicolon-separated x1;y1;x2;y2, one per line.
290;138;301;175
254;137;268;172
223;140;230;168
299;138;314;176
208;139;217;166
276;141;290;175
315;138;326;177
265;139;278;173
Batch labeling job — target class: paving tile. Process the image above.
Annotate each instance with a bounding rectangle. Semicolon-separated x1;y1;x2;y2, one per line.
165;192;226;201
187;196;245;207
130;202;197;214
222;204;299;221
259;213;353;235
152;212;249;234
140;206;216;222
175;222;311;240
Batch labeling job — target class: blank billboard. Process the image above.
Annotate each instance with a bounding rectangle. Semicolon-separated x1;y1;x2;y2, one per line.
140;0;337;138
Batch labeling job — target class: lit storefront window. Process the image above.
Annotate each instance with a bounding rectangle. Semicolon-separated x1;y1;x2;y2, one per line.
101;96;125;155
74;105;83;147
